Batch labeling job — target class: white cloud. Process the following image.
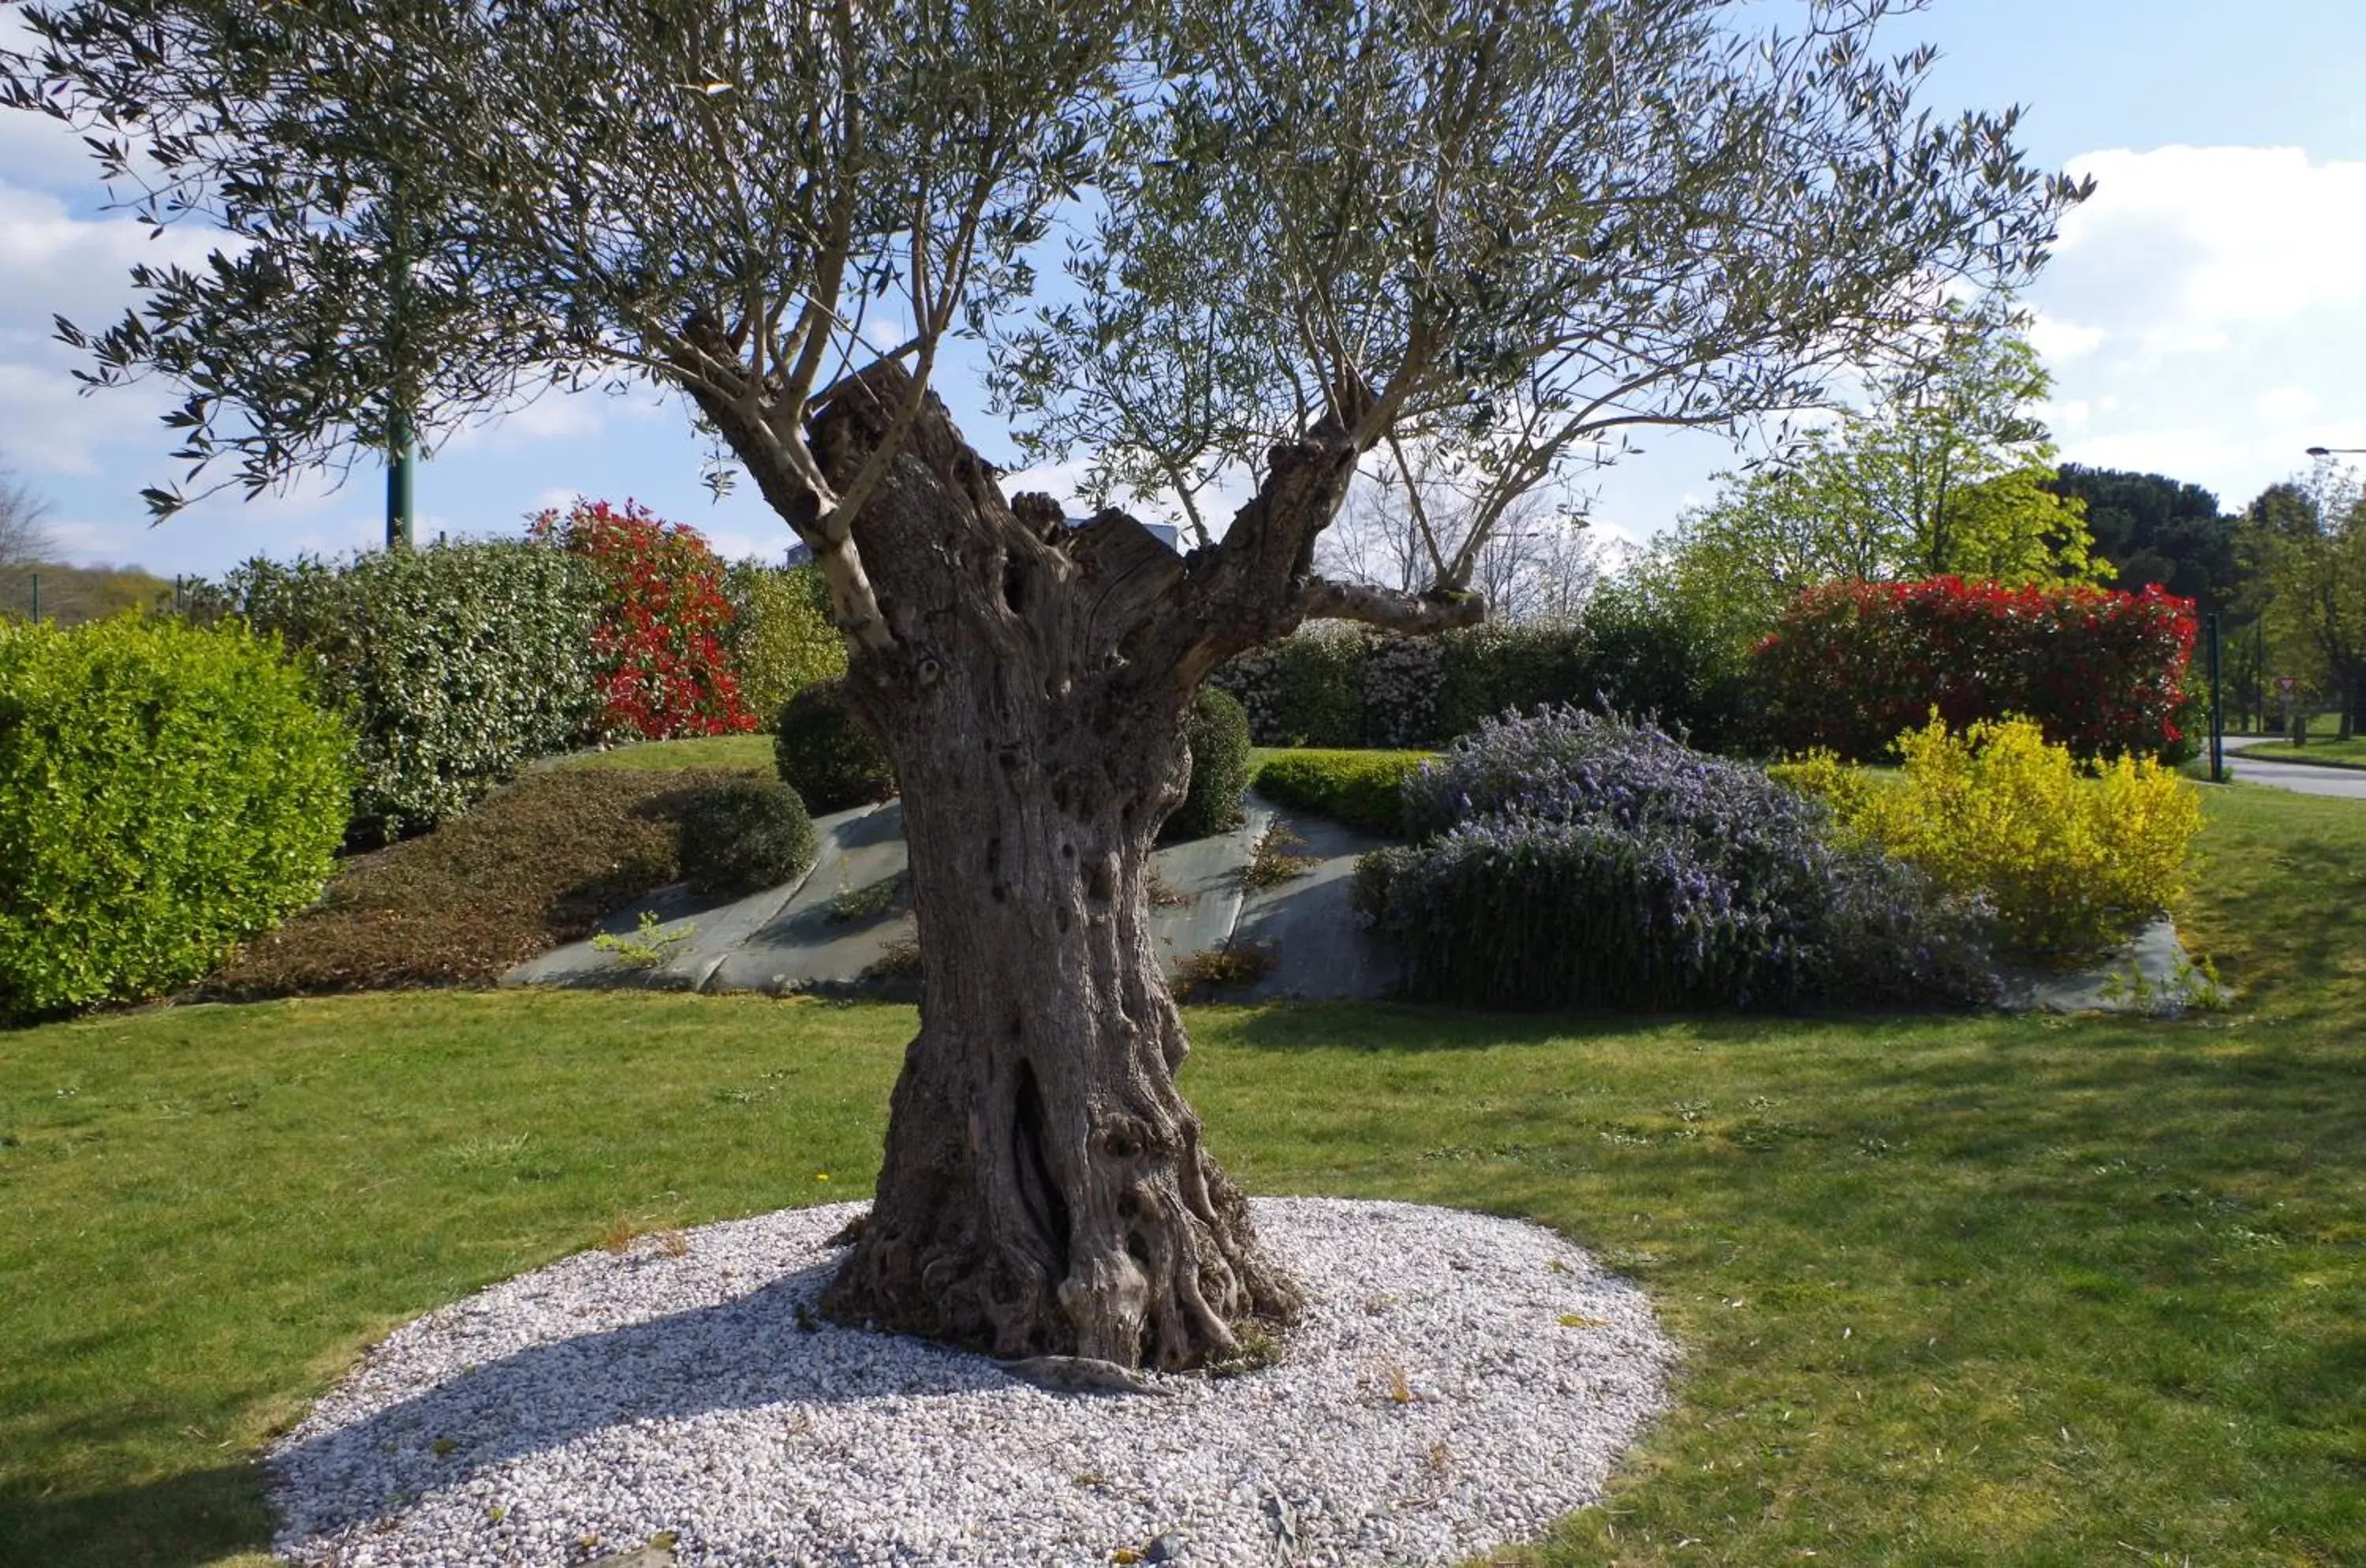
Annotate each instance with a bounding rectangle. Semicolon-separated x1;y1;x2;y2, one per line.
2042;398;2092;438
2043;146;2366;357
2024;145;2366;508
2253;386;2321;424
0;109;111;194
703;527;792;564
0;181;229;478
2026;313;2104;363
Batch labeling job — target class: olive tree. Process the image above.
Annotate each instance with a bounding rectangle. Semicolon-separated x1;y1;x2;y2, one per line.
5;0;2081;1370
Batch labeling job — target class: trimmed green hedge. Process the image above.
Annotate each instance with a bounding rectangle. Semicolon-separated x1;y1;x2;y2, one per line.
0;615;353;1021
1211;624;1367;747
1215;598;1747;753
724;562;846;725
1163;687;1252;842
1252;749;1433;838
204;542;600;842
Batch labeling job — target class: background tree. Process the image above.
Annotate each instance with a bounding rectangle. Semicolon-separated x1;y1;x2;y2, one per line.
1315;450;1600;624
1643;298;2100;649
2047;464;2256;726
0;453;58;619
1827;295;2092;578
2048;465;2241;609
6;0;2081;1371
2249;469;2366;740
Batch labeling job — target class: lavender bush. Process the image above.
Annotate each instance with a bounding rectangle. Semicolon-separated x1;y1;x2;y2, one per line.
1357;707;1995;1010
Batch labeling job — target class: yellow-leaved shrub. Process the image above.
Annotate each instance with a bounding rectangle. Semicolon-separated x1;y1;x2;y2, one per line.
1780;715;2202;961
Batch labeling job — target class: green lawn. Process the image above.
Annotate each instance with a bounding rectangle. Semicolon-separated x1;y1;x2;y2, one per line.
3;784;2362;1566
2241;734;2366;768
550;733;778;772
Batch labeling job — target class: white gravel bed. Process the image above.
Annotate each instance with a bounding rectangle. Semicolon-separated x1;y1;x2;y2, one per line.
270;1198;1674;1567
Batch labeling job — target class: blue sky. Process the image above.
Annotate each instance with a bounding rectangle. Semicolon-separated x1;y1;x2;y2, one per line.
5;0;2365;578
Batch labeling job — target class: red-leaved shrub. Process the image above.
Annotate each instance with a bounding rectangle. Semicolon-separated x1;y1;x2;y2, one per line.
530;498;757;741
1750;577;2196;762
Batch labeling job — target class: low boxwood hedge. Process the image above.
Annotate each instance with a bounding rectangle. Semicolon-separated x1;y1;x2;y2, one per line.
1252;749;1434;838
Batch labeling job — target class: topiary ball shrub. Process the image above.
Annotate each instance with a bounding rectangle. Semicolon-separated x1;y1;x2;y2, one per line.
1252;749;1434;837
0;614;354;1021
677;778;820;897
1162;686;1252;842
773;677;896;814
1359;707;1994;1010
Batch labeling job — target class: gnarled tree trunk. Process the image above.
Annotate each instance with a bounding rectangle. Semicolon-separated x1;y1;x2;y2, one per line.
819;659;1301;1365
802;369;1347;1368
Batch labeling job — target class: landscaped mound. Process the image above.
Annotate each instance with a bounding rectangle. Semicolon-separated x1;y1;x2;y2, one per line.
1357;708;1995;1010
200;767;763;999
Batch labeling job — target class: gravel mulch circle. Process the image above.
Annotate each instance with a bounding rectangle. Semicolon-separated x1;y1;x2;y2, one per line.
270;1198;1675;1567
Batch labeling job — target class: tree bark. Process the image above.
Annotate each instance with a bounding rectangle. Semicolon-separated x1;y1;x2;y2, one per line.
804;367;1308;1368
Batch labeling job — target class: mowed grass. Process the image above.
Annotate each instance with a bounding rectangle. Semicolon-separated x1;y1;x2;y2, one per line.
2240;734;2366;769
551;734;778;772
2;785;2361;1566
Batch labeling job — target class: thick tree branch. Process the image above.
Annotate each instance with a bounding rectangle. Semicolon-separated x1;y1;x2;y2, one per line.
1296;576;1484;633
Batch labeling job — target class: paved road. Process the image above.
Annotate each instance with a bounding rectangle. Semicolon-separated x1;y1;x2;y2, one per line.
2212;734;2366;799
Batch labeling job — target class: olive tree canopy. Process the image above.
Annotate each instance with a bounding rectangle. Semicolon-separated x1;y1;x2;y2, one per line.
6;0;2084;1369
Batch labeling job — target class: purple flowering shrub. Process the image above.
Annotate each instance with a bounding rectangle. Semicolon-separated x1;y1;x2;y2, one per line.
1357;707;1995;1010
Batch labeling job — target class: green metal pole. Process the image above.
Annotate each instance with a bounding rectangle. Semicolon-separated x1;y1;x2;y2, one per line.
386;169;414;551
387;404;414;551
2207;613;2223;783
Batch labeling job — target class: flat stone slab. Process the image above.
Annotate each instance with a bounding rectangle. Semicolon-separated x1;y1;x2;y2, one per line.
504;793;1345;1000
1226;808;1394;1003
1147;801;1274;979
706;802;915;995
502;787;2199;1017
499;803;891;992
1996;917;2216;1016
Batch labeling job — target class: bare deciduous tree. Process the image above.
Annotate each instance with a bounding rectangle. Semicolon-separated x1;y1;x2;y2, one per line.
0;452;58;619
0;454;54;570
1319;450;1601;624
6;0;2081;1369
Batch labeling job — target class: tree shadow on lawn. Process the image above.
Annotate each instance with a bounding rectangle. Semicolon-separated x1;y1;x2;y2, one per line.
0;1460;273;1568
259;1255;1029;1548
1204;997;1970;1054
